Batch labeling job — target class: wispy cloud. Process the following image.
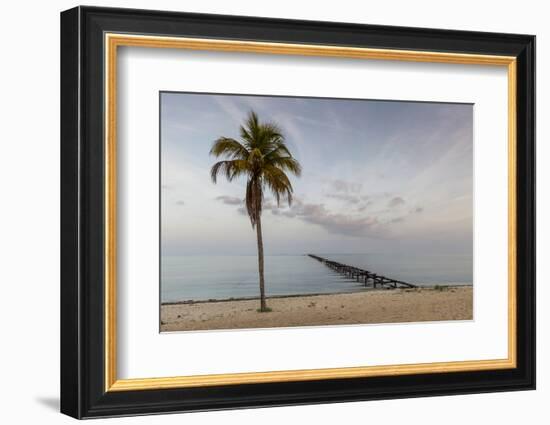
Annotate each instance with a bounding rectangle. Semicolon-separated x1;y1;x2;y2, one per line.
270;198;386;238
215;195;243;205
325;193;361;204
329;179;363;193
388;196;405;208
357;201;374;212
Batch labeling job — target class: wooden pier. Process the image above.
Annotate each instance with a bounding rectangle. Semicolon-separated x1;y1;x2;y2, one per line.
307;254;416;289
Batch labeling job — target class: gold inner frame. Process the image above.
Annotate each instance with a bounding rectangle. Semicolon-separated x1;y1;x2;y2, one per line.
104;33;517;392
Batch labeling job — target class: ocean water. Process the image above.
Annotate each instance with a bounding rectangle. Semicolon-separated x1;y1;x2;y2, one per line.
161;253;473;303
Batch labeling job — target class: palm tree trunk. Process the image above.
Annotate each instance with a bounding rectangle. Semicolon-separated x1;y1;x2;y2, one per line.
256;214;267;311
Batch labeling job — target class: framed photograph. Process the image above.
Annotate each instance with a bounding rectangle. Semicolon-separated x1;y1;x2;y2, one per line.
60;6;535;419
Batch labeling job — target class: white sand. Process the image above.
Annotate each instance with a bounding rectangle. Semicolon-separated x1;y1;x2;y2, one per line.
161;286;473;332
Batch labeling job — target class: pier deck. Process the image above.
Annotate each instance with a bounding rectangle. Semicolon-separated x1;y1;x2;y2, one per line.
307;254;416;289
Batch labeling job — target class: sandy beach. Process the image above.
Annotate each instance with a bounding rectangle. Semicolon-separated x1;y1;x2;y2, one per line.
161;286;472;332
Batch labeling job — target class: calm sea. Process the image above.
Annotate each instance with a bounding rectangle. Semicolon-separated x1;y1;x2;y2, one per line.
161;254;473;303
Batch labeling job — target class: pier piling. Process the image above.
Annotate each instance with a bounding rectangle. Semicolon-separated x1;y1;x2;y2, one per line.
307;254;416;289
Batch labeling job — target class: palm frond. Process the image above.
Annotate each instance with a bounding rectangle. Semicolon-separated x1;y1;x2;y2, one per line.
210;159;249;183
239;125;254;147
262;165;294;207
257;123;283;148
263;141;291;159
265;155;302;177
240;111;284;153
210;137;248;159
240;111;261;148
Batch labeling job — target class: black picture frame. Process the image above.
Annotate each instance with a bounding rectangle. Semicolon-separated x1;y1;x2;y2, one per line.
61;5;535;419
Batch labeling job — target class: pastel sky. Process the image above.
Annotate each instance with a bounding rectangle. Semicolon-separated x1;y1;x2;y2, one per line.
161;92;473;256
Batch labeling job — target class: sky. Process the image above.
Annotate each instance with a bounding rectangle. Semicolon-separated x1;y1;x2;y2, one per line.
160;92;473;256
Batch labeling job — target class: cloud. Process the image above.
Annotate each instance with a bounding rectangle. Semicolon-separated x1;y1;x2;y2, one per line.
270;198;384;238
213;96;248;125
236;199;277;216
357;201;373;212
325;193;361;204
227;194;420;240
262;200;277;210
305;211;382;237
215;195;243;205
329;179;363;193
388;196;405;208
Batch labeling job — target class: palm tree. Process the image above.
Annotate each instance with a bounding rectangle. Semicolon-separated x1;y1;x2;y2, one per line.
210;111;302;312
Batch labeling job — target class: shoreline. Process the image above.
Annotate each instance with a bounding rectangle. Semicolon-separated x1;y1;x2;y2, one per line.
161;286;473;332
162;284;472;306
